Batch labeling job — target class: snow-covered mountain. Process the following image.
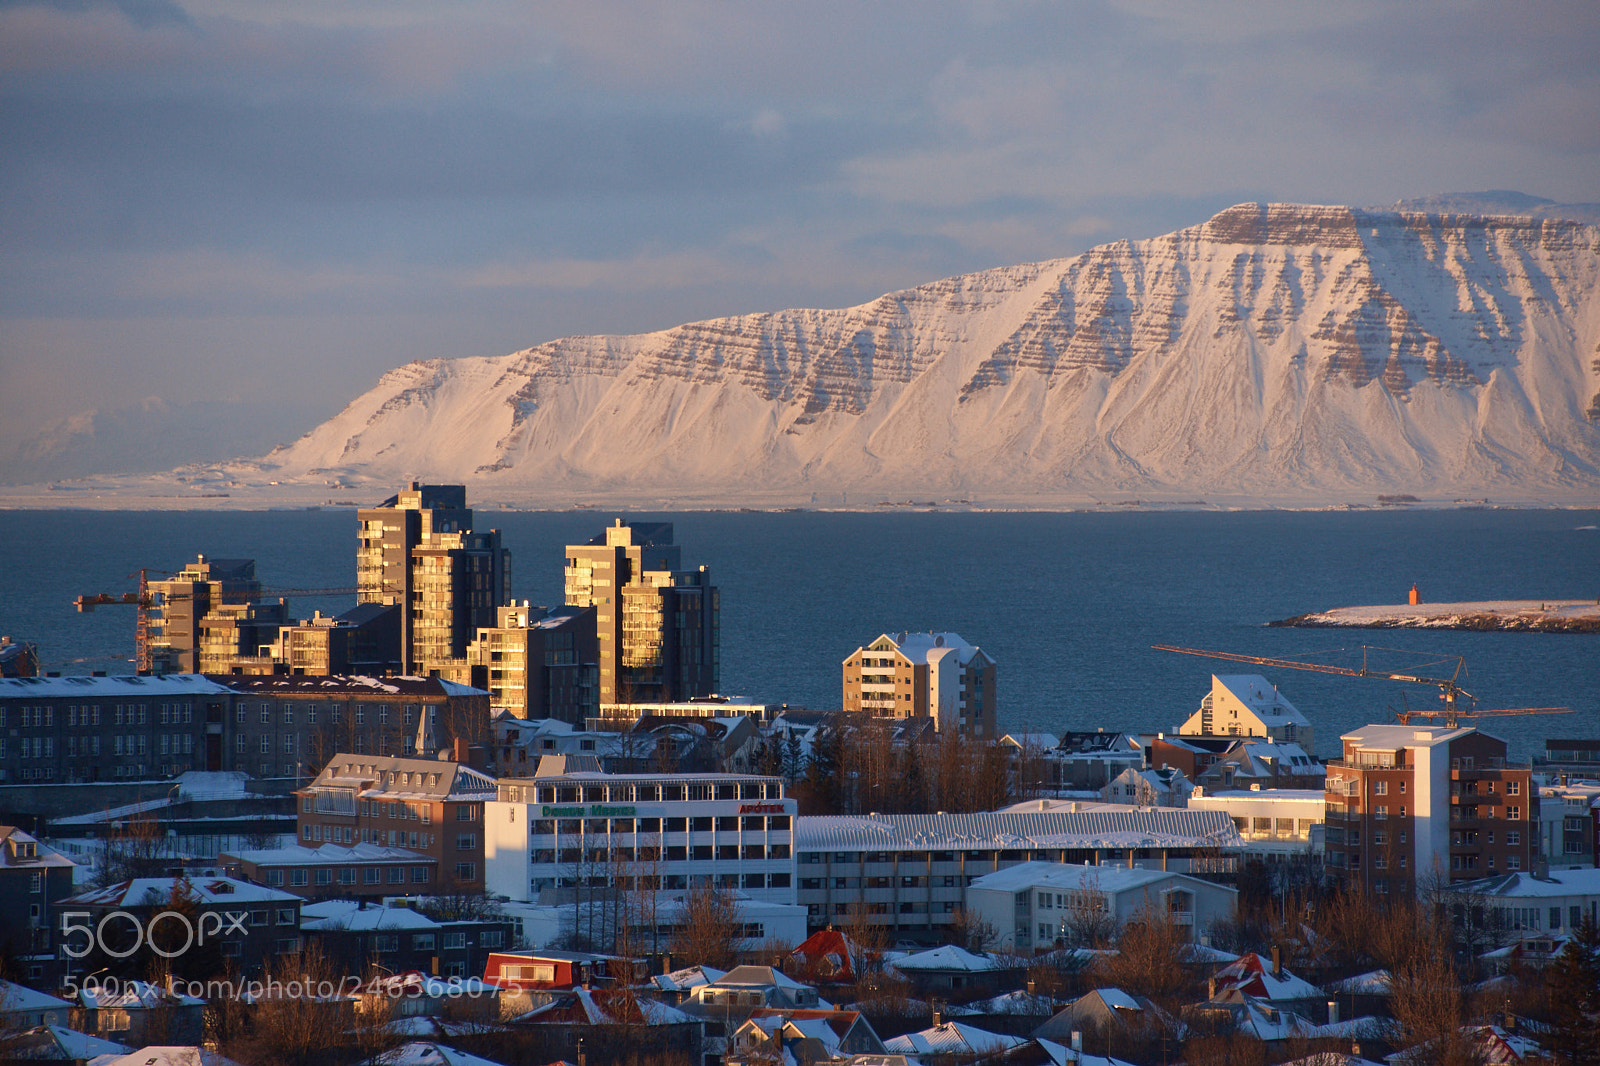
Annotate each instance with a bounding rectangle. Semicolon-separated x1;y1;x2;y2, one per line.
127;203;1600;507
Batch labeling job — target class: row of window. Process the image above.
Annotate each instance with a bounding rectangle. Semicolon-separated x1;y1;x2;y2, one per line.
264;865;432;886
800;875;968;890
531;842;790;864
2;703;195;728
236;702;427;726
541;871;791;891
511;780;781;803
525;814;789;835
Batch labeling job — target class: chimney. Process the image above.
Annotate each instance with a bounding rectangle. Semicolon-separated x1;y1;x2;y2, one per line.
1328;999;1340;1025
932;1004;942;1028
1026;979;1036;996
1271;945;1282;977
1071;1031;1082;1053
454;737;469;764
1208;977;1216;999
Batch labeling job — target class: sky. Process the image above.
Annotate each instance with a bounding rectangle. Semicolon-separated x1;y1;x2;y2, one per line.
3;0;1598;479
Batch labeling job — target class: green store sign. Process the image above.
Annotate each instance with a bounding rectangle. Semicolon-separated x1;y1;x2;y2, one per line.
541;804;637;818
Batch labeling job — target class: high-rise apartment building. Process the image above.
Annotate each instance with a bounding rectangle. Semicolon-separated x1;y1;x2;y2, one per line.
461;603;599;724
841;632;996;736
357;483;511;673
1324;724;1535;897
147;556;266;674
564;520;719;705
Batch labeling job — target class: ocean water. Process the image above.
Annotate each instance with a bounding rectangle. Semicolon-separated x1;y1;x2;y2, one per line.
2;508;1596;763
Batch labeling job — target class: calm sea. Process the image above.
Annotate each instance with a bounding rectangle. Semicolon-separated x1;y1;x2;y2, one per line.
2;508;1596;763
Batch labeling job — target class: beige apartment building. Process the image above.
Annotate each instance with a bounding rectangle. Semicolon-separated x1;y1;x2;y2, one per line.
1324;724;1535;897
841;632;996;736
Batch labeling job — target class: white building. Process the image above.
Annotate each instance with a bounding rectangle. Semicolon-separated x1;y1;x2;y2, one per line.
1179;675;1314;751
484;757;796;905
1187;788;1325;860
1443;865;1600;944
965;861;1237;952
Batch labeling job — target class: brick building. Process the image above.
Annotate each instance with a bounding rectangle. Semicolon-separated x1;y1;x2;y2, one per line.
0;673;488;786
296;753;498;893
221;675;490;782
1324;724;1535;897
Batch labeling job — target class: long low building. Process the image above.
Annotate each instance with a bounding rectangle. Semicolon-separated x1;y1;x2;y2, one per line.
794;807;1242;939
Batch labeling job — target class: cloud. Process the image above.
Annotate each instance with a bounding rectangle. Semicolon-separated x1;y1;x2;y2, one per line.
0;0;190;28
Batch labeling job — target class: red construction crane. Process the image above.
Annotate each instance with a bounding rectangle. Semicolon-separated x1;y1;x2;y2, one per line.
1151;643;1572;729
74;570;358;672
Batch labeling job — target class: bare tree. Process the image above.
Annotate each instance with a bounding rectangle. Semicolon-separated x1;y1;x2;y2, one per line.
1093;901;1200;1009
1059;874;1118;949
668;881;741;972
97;811;176;886
947;907;998;955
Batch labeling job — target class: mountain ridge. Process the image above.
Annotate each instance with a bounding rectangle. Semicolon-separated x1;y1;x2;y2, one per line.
11;201;1600;509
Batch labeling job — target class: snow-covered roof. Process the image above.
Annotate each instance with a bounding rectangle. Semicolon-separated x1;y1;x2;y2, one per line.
1443;866;1600;899
969;861;1231;898
5;1023;130;1060
1340;724;1474;749
0;979;71;1014
1327;969;1393;995
947;989;1058;1016
653;964;727;992
884;1021;1025;1056
1002;733;1061;750
0;674;236;698
355;1042;509;1066
1213;675;1308;727
306;754;498;802
890;945;1011;973
63;875;298;908
224;841;433;866
1212;953;1321;1001
301;904;439;932
795;808;1243;852
78;981;206;1010
1094;988;1144;1012
711;965;814;991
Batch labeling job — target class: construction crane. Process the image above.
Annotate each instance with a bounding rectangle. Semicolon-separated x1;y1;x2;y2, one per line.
74;570;359;672
1151;643;1572;729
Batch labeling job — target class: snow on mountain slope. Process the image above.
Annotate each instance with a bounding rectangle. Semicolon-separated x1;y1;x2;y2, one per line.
213;203;1600;505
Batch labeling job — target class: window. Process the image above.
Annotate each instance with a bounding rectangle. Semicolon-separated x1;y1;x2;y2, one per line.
1373;781;1387;795
276;908;296;924
1506;831;1521;845
456;834;477;850
412;867;430;883
413;934;436;951
1507;780;1520;795
1507;806;1521;820
454;862;476;881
